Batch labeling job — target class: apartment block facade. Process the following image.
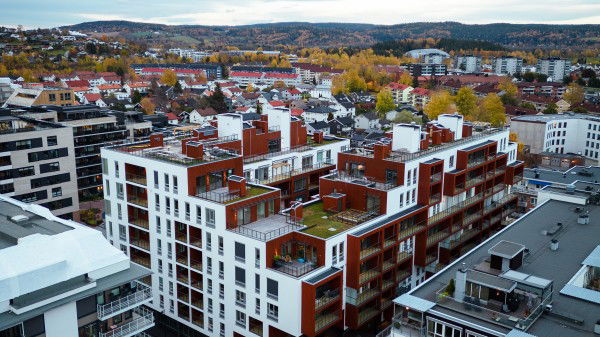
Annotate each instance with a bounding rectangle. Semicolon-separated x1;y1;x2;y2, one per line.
493;57;523;75
101;112;522;337
0;195;154;337
0;110;79;216
537;57;571;82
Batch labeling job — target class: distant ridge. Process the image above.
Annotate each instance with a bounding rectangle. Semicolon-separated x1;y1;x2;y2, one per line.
63;20;600;49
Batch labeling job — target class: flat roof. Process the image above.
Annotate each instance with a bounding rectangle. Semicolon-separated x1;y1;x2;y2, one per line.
488;240;525;259
524;166;600;185
410;199;600;337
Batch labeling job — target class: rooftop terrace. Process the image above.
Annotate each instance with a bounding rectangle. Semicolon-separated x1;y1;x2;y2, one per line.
299;201;379;239
406;199;600;337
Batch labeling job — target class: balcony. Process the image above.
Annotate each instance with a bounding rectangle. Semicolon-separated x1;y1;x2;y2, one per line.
429;193;483;225
493;183;506;193
196;185;273;204
429;193;441;204
440;228;479;250
131;255;150;269
359;268;380;284
397;251;412;264
360;244;381;260
398;222;426;240
430;172;442;183
357;307;379;326
383;236;396;248
463;212;480;226
130;238;150;251
315;312;339;333
127;195;148;208
382;279;395;291
126;172;147;186
99;306;154;337
382;259;395;272
271;259;318;278
356;288;380;306
396;270;411;282
466;175;484;188
425;254;437;265
467;155;486;168
190;259;202;272
129;218;149;230
381;298;393;310
513;174;523;184
315;290;341;311
426;230;450;247
252;161;334;185
97;283;152;320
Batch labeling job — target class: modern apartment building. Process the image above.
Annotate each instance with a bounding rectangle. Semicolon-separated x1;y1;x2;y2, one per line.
493;57;523;75
2;87;76;108
15;105;131;203
455;55;482;73
0;195;154;337
380;185;600;337
537;58;571;82
130;63;223;80
0;110;79;216
408;64;448;77
511;113;600;162
101;110;523;337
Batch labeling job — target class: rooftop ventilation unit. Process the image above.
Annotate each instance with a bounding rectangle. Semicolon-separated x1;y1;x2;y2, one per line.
566;185;576;194
543;222;563;236
10;214;29;223
578;213;590;225
550;239;559;251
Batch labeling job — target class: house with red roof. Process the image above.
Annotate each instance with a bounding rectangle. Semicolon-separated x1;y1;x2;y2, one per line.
82;93;106;107
124;82;151;95
387;82;414;104
410;87;431;108
165;112;180;125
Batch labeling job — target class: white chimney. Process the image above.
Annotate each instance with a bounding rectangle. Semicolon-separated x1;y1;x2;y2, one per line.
267;108;291;150
392;123;421;153
217;114;243;141
437;114;464;140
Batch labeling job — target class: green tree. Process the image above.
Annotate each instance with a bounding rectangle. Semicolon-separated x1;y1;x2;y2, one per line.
454;87;478;119
376;89;396;114
209;84;228;113
131;90;142;104
543;102;558;114
498;78;519;106
393;110;422;124
424;91;455;120
173;81;183;95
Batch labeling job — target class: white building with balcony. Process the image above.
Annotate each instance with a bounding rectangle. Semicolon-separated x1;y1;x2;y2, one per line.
0;195;153;337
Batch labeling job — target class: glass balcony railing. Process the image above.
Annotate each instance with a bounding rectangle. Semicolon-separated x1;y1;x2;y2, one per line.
97;283;152;320
99;306;154;337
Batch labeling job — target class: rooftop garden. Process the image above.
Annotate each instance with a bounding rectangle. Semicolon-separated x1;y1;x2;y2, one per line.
300;202;356;239
224;186;274;204
308;138;344;147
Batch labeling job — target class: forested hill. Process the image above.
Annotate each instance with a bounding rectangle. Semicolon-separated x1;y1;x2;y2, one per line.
64;20;600;49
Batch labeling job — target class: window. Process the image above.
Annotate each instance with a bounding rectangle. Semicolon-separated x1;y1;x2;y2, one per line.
114;162;119;178
407;170;411;185
158;259;163;273
427;318;462;337
207;279;213;294
185;202;190;220
168;281;174;295
267;303;279;322
255;274;260;293
206;233;212;251
157;239;162;255
236;290;246;307
168;263;173;278
156;216;161;233
164;173;169;191
236;310;246;327
174;199;179;216
167;243;172;259
173;176;178;193
196;205;202;224
206;208;215;227
51;187;62;197
339;242;344;262
219;261;225;279
119;224;126;240
165;197;170;214
117;204;122;220
155;194;160;211
159;295;164;308
158;277;164;291
255;298;261;315
257;201;266;218
413;168;417;184
399;193;404;207
116;183;124;199
218;236;224;255
411;189;416;203
235;242;245;262
153;171;159;188
219;283;225;299
235;267;246;287
255;248;260;268
267;278;278;300
166;219;172;237
207;257;212;274
47;136;58;146
294;177;307;192
332;246;337;264
449;155;455;167
207;298;213;313
208;317;213;332
40;162;60;173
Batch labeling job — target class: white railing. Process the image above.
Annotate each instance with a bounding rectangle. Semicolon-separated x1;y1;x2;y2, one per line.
97;283;152;320
99;307;154;337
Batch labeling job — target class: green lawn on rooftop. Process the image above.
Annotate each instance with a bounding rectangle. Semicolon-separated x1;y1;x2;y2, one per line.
224;186;272;204
301;202;355;238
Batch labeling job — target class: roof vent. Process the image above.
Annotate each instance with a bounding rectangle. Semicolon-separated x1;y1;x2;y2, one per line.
550;239;559;251
578;213;590;225
10;214;29;223
566;185;576;194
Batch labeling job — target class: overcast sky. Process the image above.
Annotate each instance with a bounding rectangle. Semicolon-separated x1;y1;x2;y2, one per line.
2;0;600;28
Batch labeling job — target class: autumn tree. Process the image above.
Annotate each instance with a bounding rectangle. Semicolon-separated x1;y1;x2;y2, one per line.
509;132;525;159
246;83;254;92
477;93;506;127
424;91;455;120
543;102;558;114
393;110;422;124
398;72;413;86
454;87;478;119
498;78;519;105
563;83;584;105
376;89;395;115
140;97;155;115
160;69;178;87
